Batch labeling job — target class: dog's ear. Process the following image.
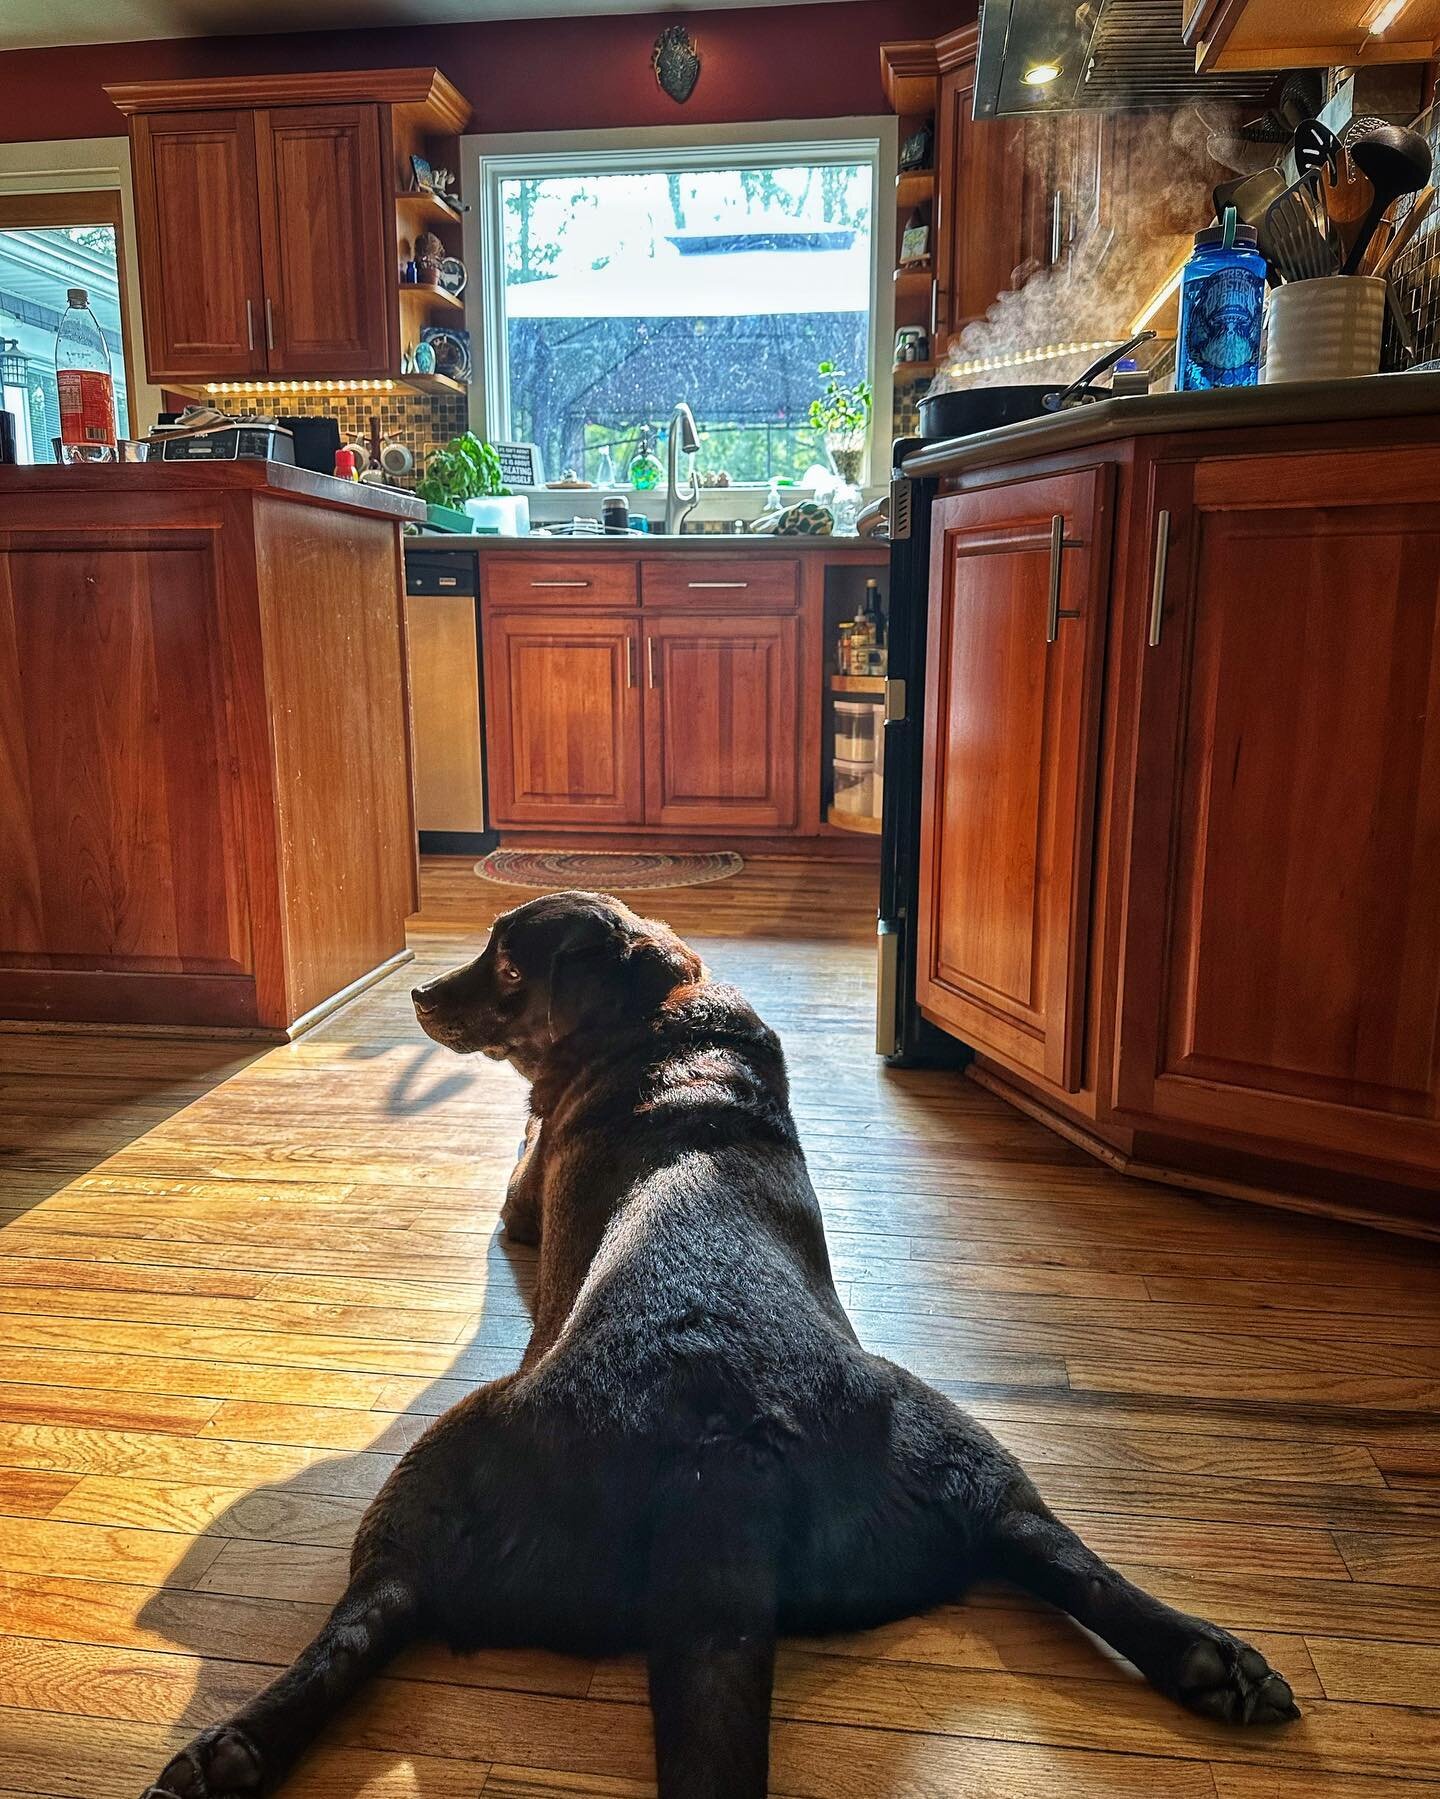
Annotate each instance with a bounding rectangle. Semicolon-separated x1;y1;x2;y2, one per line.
546;911;700;1042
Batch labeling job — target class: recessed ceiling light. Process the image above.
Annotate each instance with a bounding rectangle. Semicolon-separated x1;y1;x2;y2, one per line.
1366;0;1410;31
1022;62;1063;86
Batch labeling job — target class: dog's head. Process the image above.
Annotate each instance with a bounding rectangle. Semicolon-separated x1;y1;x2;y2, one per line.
411;890;703;1075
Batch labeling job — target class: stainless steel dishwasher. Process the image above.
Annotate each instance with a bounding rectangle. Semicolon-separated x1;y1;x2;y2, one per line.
404;546;496;855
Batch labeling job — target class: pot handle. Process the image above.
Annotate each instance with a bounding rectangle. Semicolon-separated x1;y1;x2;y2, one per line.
1044;330;1156;413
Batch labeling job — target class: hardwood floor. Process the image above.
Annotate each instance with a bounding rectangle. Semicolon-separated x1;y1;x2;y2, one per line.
1;854;1438;1796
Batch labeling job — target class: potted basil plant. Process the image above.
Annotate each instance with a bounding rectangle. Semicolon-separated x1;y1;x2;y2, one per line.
417;433;519;533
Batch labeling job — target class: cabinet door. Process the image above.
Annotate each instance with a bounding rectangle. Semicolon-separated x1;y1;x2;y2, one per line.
406;591;485;834
484;612;643;827
254;105;391;376
916;468;1114;1091
130;111;266;380
1116;453;1440;1176
933;56;1027;348
642;613;799;829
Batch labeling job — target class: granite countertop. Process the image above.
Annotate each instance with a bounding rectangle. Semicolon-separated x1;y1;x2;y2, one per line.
0;460;425;523
403;531;886;551
902;372;1440;480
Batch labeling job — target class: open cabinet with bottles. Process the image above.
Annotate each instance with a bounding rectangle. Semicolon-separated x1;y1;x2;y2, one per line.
822;562;890;836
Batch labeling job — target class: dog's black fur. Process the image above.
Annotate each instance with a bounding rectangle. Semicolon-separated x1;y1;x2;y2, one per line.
142;890;1299;1799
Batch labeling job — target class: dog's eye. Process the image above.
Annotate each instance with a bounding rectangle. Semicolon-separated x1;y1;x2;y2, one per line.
497;961;523;985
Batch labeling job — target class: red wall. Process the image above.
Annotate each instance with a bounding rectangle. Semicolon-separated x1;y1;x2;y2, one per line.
0;1;970;145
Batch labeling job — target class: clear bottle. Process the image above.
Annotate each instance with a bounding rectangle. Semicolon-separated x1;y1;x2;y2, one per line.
1174;222;1266;392
55;286;117;460
595;444;616;487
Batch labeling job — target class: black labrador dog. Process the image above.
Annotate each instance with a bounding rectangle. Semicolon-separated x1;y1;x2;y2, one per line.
142;890;1298;1799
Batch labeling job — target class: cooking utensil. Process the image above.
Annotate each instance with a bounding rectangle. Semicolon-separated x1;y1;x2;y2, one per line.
1373;184;1437;279
1043;330;1157;411
1213;167;1286;229
1322;149;1375;264
1292;117;1340;180
1262;170;1339;282
1341;126;1433;275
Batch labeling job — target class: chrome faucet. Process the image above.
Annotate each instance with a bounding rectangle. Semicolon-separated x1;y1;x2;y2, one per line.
664;402;700;535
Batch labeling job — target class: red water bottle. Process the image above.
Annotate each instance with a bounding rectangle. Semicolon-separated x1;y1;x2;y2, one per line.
55;286;117;461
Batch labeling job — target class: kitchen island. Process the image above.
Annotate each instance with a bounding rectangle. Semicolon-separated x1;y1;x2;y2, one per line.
0;461;423;1037
903;373;1440;1234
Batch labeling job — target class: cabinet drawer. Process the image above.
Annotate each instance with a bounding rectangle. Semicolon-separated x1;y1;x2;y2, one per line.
482;557;638;607
641;557;799;609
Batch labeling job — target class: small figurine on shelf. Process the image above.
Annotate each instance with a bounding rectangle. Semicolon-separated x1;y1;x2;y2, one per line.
415;231;445;287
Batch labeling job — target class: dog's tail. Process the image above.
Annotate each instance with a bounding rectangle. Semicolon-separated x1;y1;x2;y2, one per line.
645;1438;782;1799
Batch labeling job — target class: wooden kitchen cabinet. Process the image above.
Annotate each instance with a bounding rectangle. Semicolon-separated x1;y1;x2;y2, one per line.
129;110;267;378
1115;450;1440;1181
254;105;391;377
483;611;644;828
110;70;469;386
916;467;1113;1092
642;613;799;829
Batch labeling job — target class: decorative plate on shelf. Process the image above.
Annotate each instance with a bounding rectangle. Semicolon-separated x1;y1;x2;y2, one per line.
420;325;471;383
437;256;467;297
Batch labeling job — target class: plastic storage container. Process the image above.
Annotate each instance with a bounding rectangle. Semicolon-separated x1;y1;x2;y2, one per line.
834;699;881;762
1174;221;1266;392
832;756;873;817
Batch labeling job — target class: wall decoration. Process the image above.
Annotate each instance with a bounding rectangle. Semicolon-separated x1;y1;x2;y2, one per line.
899;122;934;173
653;24;701;104
494;441;545;488
437;256;467;297
409;154;435;193
421;325;472;383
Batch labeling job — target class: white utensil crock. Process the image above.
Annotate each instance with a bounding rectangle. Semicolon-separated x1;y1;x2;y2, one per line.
1264;276;1385;384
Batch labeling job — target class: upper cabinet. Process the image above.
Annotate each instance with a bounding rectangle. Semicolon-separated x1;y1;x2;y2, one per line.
108;70;470;387
129;110;267;378
1184;0;1440;71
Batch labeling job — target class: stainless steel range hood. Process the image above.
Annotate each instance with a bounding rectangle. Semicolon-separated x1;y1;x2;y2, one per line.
973;0;1279;119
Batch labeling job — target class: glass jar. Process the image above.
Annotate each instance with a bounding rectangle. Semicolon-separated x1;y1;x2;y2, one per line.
1174;223;1267;392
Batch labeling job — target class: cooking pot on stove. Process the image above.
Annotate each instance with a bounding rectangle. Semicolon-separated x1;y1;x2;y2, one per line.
918;332;1154;442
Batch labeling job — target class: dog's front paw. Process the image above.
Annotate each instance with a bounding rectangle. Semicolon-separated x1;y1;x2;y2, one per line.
1171;1627;1300;1726
142;1725;266;1798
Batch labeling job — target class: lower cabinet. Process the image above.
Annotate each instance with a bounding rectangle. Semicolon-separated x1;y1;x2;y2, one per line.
642;613;798;829
484;611;644;827
1114;450;1440;1181
916;467;1113;1093
483;600;804;834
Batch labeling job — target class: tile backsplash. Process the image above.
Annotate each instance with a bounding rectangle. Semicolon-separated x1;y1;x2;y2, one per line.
278;388;467;484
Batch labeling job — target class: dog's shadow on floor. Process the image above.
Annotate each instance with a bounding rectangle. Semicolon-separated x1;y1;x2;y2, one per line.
135;1222;550;1794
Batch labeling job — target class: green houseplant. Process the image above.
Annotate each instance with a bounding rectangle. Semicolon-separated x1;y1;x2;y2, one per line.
809;361;872;485
417;432;508;523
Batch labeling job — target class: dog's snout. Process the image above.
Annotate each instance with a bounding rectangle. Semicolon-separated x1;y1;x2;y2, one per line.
412;985;439;1016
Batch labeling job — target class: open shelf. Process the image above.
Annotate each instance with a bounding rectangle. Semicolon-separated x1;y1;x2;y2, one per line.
398;282;465;312
893;358;936;380
895;168;937;208
893;263;934;296
395;188;464;227
826;805;883;836
401;371;468;396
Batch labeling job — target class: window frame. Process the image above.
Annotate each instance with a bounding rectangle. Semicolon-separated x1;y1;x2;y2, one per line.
0;137;158;441
462;117;896;487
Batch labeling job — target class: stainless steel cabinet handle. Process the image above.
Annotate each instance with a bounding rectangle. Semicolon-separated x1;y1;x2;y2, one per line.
1050;191;1064;265
687;580;749;589
245;299;255;352
1046;514;1083;645
530;580;591;588
264;298;275;351
647;638;658;688
625;637;635;688
1149;510;1171;648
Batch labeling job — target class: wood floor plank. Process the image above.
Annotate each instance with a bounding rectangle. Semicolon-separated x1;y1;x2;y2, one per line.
1303;1635;1440;1706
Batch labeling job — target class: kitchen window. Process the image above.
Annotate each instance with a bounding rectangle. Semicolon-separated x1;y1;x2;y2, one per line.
471;125;889;488
0;191;133;462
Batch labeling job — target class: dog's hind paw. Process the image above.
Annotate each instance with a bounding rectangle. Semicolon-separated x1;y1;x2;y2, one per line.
1172;1628;1301;1726
141;1725;266;1797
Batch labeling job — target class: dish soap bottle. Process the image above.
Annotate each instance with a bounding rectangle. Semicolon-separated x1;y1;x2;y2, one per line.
628;428;661;492
1174;214;1266;392
55;286;116;461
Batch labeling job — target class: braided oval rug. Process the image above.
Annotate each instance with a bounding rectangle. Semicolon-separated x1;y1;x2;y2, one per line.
475;848;743;891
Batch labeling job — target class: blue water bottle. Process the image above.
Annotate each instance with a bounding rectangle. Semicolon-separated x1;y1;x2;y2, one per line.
1174;210;1267;391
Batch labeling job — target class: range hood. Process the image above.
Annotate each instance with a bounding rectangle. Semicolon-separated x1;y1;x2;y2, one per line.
973;0;1280;118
